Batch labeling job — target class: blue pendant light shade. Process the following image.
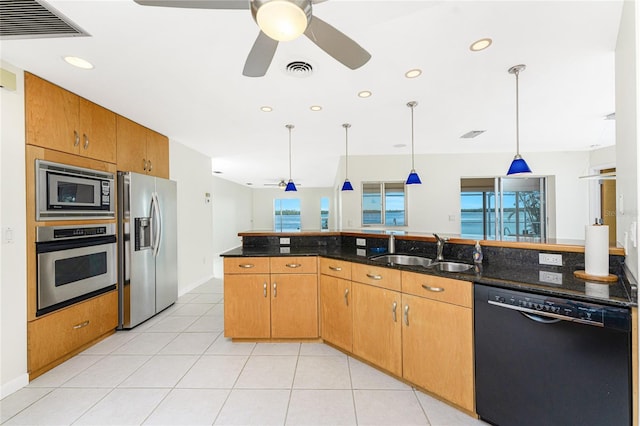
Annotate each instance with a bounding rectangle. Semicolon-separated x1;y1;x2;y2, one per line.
506;64;532;176
341;123;353;191
406;101;422;184
285;124;297;192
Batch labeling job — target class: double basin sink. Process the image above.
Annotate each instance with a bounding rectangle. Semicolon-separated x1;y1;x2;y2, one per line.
369;254;474;273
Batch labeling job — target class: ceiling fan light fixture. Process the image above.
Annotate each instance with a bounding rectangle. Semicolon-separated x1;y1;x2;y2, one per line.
256;0;310;42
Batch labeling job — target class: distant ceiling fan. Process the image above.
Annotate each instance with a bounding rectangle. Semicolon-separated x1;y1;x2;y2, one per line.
133;0;371;77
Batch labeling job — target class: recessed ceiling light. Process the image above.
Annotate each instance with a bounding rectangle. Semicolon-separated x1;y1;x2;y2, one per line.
260;106;273;112
358;90;372;98
405;69;422;78
470;38;492;52
63;56;94;69
310;105;322;111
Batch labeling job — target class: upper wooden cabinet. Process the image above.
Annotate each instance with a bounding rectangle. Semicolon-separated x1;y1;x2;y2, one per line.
116;115;169;178
25;73;116;163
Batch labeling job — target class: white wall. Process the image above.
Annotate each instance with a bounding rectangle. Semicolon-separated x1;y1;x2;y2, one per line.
336;151;591;240
0;62;28;397
616;0;640;280
252;187;335;231
169;141;215;295
211;176;253;278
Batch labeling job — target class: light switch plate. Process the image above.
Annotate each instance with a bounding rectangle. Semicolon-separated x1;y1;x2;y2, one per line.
279;246;290;254
356;238;366;247
539;253;562;266
356;248;366;256
279;237;290;245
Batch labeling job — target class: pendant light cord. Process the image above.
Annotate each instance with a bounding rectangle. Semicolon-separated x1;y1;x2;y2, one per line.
407;101;418;169
515;69;520;156
343;123;351;178
286;124;294;180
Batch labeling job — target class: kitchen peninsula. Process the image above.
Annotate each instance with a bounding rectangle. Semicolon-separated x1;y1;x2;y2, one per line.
222;230;637;423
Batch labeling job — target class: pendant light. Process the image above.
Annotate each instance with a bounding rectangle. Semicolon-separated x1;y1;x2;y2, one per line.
285;124;297;191
406;101;421;184
506;64;532;175
341;123;354;191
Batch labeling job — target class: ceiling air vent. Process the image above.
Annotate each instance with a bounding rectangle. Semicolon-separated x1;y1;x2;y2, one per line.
0;0;90;40
460;130;486;139
285;61;313;77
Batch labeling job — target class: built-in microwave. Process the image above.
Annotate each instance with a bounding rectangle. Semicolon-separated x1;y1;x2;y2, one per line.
36;159;115;221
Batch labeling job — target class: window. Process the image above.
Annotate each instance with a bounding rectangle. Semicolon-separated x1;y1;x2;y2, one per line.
362;182;406;226
274;198;301;232
320;197;329;230
460;177;547;240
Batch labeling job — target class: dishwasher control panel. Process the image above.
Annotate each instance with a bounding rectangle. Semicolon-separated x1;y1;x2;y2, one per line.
487;288;630;330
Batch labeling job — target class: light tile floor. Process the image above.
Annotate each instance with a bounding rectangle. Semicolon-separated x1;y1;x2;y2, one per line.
1;279;488;426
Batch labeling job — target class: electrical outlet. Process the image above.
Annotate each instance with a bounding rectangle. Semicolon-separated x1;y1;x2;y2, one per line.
356;248;366;257
356;238;366;247
279;246;290;254
539;253;562;266
279;237;290;245
539;271;563;285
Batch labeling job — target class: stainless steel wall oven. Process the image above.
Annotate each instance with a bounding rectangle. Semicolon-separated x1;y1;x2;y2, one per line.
36;224;117;316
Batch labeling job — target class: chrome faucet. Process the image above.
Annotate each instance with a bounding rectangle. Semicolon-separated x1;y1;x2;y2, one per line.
388;234;396;254
434;234;447;261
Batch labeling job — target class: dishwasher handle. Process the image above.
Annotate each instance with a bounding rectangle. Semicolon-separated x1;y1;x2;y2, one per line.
520;311;562;324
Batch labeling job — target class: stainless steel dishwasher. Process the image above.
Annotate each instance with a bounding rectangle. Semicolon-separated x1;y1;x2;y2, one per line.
474;283;631;426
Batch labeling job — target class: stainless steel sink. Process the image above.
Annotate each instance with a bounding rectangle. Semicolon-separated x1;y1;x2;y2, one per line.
369;254;435;267
429;261;474;272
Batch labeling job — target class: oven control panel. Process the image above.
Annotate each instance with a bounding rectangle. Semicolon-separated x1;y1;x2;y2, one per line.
36;223;116;242
487;288;630;330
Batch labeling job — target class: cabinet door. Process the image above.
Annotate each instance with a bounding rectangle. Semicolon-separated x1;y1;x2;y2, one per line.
223;273;271;338
146;129;169;178
271;273;318;338
116;115;147;173
352;282;402;376
319;274;352;352
78;98;116;163
402;293;474;412
25;73;80;154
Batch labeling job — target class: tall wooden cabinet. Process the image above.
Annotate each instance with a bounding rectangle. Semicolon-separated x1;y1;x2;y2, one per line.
116;115;169;178
25;72;117;163
224;256;318;339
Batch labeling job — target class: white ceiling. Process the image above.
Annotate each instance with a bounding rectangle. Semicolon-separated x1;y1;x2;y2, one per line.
1;0;622;188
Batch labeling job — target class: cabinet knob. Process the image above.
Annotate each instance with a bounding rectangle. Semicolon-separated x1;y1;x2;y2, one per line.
285;263;302;268
148;160;153;171
83;134;89;149
73;130;80;147
344;288;349;306
239;264;255;269
273;282;277;297
421;284;445;293
143;159;148;171
263;282;267;298
329;266;342;271
73;320;90;330
404;305;409;326
392;301;398;322
366;273;382;280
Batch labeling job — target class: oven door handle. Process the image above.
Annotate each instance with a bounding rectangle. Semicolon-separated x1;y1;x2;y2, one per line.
520;311;563;324
151;192;162;258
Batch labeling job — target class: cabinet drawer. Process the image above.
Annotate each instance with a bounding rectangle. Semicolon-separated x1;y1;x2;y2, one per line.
28;291;118;374
352;263;401;291
224;257;270;274
270;256;317;274
401;271;472;308
319;258;352;280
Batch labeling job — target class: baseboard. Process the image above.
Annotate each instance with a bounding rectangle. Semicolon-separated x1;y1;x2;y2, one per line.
179;274;215;297
0;373;29;399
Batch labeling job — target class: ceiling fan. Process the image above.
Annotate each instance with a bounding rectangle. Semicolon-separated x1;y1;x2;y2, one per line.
133;0;371;77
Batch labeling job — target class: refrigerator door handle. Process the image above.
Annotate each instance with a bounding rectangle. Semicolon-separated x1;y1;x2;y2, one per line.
151;192;162;258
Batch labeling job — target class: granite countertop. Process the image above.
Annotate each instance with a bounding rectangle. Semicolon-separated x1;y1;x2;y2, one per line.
221;246;635;308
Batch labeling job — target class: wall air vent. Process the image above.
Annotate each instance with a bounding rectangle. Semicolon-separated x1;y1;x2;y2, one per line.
0;0;90;40
460;130;486;139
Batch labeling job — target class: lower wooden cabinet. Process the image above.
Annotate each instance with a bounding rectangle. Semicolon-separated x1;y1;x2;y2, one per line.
352;282;402;376
319;274;353;352
223;256;318;339
28;291;118;378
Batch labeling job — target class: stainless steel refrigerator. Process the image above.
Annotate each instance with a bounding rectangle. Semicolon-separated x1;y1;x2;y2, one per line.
117;171;177;329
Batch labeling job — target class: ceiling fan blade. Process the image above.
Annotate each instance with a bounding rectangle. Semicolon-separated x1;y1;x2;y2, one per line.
243;31;279;77
133;0;249;9
304;16;371;70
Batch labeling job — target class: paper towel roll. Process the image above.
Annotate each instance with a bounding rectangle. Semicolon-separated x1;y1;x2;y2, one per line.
585;225;609;277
